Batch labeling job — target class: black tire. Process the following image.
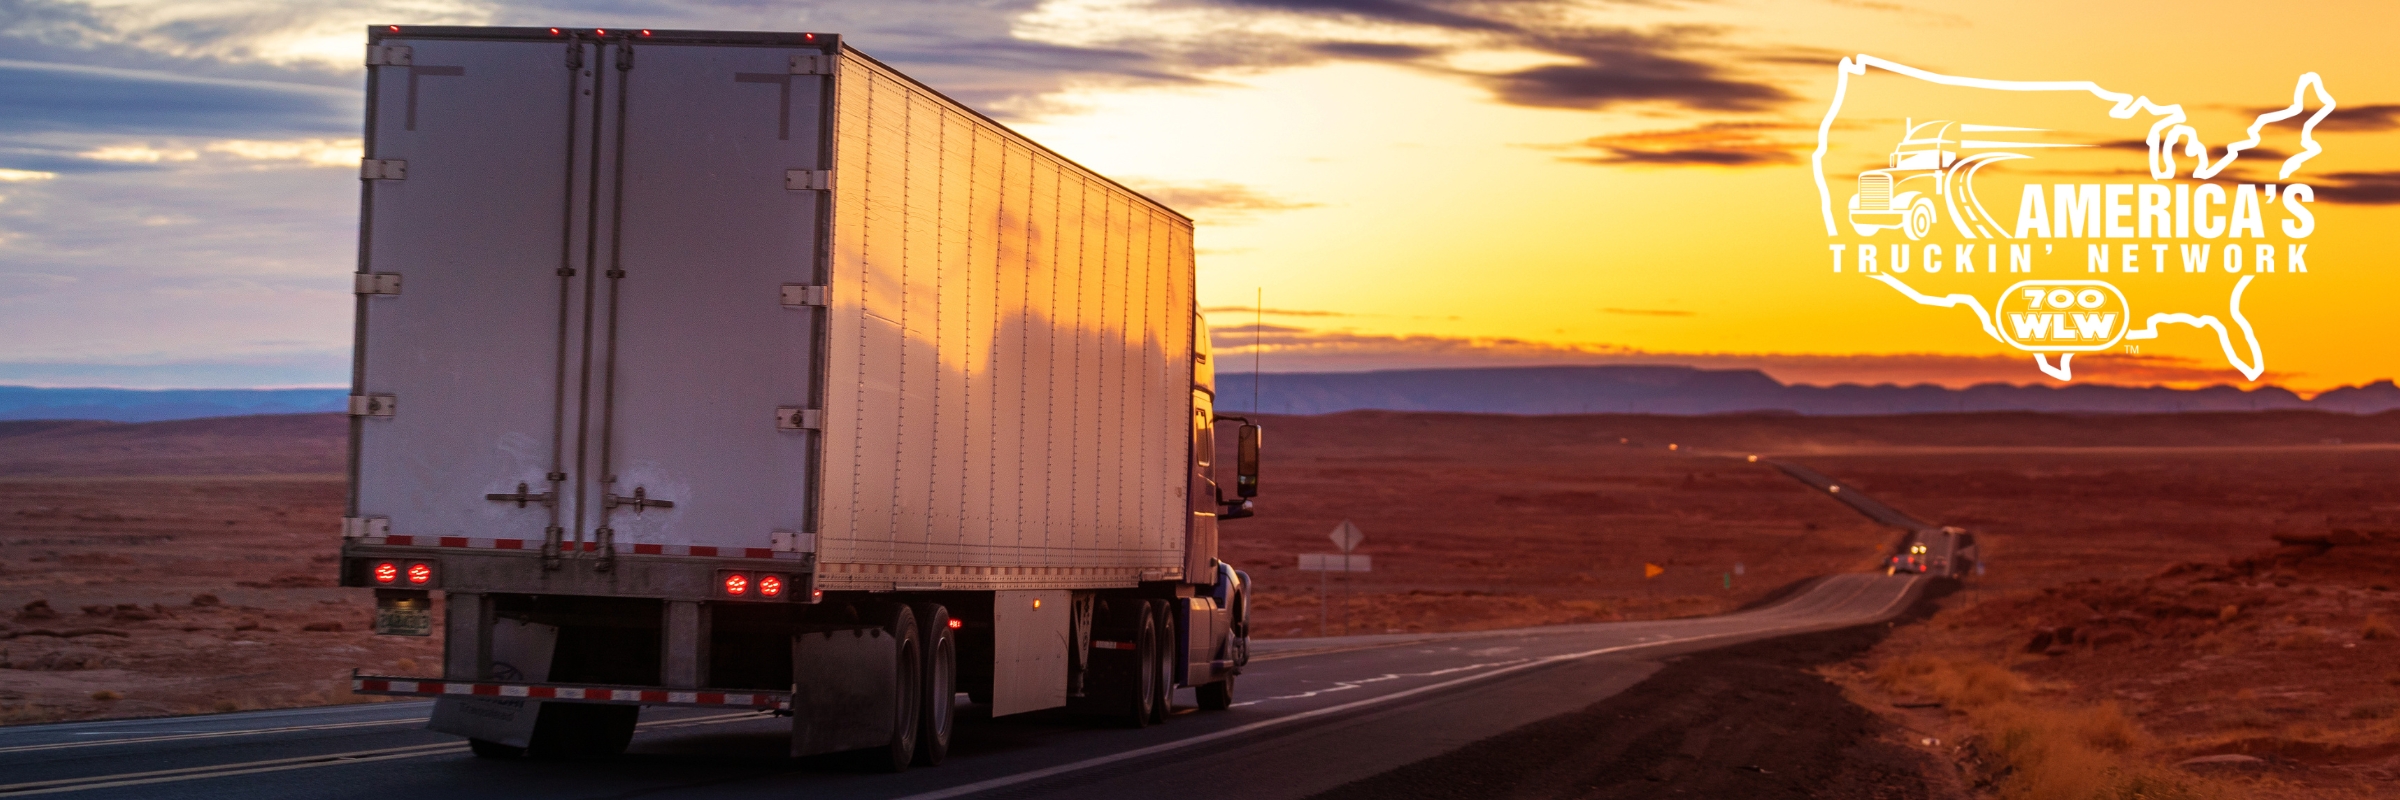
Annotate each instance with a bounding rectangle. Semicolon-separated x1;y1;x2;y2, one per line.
467;738;525;759
525;702;637;759
1125;608;1157;728
913;602;956;767
874;604;923;773
1196;676;1234;711
1148;600;1173;725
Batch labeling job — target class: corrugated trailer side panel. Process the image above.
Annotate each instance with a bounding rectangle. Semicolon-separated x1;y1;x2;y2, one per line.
816;49;1194;590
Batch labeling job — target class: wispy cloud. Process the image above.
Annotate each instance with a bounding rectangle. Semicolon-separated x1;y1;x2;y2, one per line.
1601;307;1694;317
1121;179;1320;222
1549;120;1801;167
2310;170;2400;205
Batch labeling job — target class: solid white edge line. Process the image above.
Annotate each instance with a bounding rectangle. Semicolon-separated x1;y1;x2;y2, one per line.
0;742;466;794
0;717;433;755
0;708;776;796
0;744;470;797
891;575;1922;800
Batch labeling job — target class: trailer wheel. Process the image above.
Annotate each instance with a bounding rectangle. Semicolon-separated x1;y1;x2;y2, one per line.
1196;676;1234;711
467;739;524;759
1124;608;1158;728
873;604;924;773
912;602;955;767
1147;601;1173;725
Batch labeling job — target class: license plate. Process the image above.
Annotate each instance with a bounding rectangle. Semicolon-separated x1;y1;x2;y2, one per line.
372;590;434;634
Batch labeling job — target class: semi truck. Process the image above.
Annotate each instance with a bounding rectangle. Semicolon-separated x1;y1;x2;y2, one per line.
334;25;1263;771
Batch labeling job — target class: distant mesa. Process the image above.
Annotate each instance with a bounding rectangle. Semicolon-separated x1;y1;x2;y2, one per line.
0;386;347;422
1211;365;2400;416
7;366;2400;422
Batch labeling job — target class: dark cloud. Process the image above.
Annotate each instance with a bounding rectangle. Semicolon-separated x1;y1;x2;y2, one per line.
1207;0;1514;32
2245;101;2400;132
0;59;355;136
1482;30;1790;112
2309;171;2400;205
1555;120;1800;167
1307;41;1445;61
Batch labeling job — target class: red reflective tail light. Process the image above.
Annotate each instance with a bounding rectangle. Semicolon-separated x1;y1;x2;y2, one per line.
373;562;398;584
406;563;432;585
947;618;962;629
758;574;784;598
723;573;749;596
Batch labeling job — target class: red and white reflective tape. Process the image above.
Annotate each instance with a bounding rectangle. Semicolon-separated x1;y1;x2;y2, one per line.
354;536;803;561
1091;640;1138;651
352;676;790;709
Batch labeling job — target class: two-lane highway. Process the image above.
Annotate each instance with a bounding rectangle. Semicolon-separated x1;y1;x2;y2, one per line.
0;573;1920;799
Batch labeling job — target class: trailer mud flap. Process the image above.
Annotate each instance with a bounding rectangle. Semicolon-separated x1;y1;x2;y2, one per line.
428;619;557;747
789;626;896;757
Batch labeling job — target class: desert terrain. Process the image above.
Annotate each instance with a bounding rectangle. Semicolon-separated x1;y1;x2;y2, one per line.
5;409;2400;798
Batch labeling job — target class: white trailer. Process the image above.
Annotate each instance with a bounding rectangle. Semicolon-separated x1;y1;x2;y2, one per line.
337;25;1262;770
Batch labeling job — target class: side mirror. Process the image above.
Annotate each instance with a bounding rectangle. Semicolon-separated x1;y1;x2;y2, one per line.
1235;423;1261;498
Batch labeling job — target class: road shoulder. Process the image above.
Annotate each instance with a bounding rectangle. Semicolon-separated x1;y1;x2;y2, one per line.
1306;581;1966;800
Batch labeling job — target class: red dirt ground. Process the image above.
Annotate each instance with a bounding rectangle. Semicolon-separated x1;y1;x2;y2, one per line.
7;409;2400;742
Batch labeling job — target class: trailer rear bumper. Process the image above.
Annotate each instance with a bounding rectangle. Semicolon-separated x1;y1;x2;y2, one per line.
350;673;791;710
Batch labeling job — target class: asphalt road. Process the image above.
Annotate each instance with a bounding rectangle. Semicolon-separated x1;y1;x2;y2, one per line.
0;573;1922;799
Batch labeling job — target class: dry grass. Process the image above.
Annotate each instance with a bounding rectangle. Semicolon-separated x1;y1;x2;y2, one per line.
1873;657;2227;800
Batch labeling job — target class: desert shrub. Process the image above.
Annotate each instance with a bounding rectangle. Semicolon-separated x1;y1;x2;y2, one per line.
2274;628;2326;650
2361;615;2397;641
2344;698;2399;720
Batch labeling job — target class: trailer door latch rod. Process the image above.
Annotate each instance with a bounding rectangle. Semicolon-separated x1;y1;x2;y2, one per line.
602;486;675;514
485;482;558;508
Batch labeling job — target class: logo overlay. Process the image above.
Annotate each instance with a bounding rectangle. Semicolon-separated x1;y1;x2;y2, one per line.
1810;56;2334;381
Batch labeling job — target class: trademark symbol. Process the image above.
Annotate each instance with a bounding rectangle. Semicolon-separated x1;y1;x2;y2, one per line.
2123;344;2140;354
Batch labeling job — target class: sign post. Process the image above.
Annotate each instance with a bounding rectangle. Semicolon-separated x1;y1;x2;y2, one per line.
1299;520;1369;636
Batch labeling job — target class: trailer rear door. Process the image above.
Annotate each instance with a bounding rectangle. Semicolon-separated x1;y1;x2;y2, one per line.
578;39;828;553
355;33;829;557
354;36;588;549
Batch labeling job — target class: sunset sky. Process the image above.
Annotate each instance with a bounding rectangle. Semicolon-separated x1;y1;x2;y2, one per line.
0;0;2392;392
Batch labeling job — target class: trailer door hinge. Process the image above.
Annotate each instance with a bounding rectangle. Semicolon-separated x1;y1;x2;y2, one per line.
789;54;833;75
343;516;391;538
770;530;817;553
779;284;827;307
361;159;408;180
365;44;414;66
776;407;822;431
784;169;829;191
349;394;397;417
354;272;402;295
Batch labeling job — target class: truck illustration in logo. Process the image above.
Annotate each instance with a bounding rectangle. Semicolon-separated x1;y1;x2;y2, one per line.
1846;119;2026;240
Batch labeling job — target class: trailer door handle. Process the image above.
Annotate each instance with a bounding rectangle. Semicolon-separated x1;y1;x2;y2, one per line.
484;482;557;508
602;486;675;514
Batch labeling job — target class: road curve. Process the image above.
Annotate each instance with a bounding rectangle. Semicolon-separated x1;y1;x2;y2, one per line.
0;573;1921;800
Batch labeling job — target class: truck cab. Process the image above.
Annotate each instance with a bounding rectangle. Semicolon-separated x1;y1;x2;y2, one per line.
1848;119;1959;241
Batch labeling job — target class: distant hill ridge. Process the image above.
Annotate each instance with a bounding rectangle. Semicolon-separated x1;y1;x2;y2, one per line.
0;386;347;422
1211;365;2400;416
9;366;2400;421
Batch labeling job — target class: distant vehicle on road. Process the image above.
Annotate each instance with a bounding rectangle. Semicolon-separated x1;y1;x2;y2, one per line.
1889;526;1977;578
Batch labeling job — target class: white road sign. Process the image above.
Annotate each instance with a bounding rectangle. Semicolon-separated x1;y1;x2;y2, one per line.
1298;554;1371;572
1329;519;1363;553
